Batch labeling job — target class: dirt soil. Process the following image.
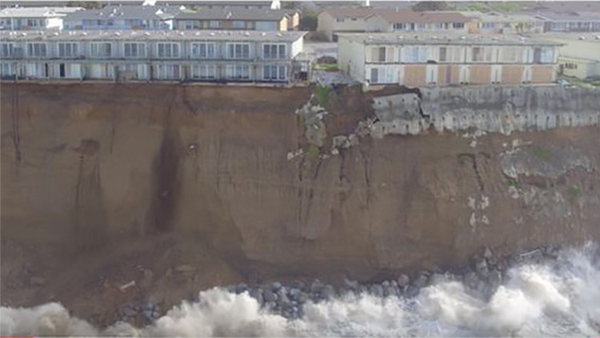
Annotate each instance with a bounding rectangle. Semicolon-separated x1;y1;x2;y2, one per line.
1;82;599;327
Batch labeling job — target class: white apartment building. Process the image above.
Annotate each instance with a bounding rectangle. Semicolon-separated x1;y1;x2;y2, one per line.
0;30;307;83
337;33;561;87
0;7;83;31
540;33;600;79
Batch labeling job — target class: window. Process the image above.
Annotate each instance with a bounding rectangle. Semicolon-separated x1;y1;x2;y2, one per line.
263;65;286;81
453;22;465;29
157;43;180;58
371;46;386;62
404;46;428;62
263;44;286;59
482;22;495;29
0;43;12;57
393;23;406;30
156;64;181;79
225;64;250;80
370;68;379;83
191;43;216;59
336;18;344;22
533;47;554;63
233;20;245;29
564;63;578;70
191;64;216;79
124;43;145;58
1;62;14;77
183;20;199;29
58;43;78;57
27;19;41;27
439;47;447;62
227;43;250;59
209;20;221;28
90;42;112;57
27;43;47;57
472;47;492;62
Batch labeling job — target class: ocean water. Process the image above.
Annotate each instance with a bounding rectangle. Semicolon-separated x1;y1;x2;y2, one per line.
2;243;599;337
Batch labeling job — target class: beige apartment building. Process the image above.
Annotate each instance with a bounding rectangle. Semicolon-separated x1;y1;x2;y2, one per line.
173;8;300;32
539;34;600;79
337;33;561;87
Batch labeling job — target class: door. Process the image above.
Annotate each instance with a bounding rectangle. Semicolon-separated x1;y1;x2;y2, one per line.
445;65;451;84
59;63;65;78
370;68;378;84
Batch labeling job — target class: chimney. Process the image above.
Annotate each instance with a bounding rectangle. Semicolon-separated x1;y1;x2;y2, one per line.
365;0;370;7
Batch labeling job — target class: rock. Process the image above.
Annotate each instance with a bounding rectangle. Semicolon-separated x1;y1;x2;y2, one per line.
271;282;282;292
370;284;384;298
321;285;335;299
297;292;309;304
488;269;502;288
250;289;264;306
405;286;420;298
413;273;429;288
475;259;489;278
122;305;137;317
344;279;359;291
397;274;410;288
30;276;45;287
464;271;479;289
428;273;445;286
484;247;493;259
263;289;278;303
310;280;324;294
277;294;291;308
235;283;248;294
175;265;195;273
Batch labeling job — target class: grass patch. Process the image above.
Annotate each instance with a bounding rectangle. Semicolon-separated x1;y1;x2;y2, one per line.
314;63;340;72
534;146;552;161
507;178;520;189
307;144;320;157
315;84;331;107
568;186;581;202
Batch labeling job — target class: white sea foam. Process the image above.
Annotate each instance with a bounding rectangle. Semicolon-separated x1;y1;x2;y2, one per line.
2;243;599;337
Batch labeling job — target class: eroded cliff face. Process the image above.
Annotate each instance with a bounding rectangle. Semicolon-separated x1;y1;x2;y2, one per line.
1;82;599;323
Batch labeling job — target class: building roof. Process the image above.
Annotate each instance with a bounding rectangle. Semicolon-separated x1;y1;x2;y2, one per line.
0;6;82;18
0;29;307;42
370;10;471;24
532;11;600;22
522;1;600;13
174;8;289;21
320;7;379;19
537;33;600;44
461;11;544;23
338;32;562;46
63;5;182;22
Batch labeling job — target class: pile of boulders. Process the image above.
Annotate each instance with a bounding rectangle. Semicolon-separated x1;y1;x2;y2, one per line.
116;245;563;322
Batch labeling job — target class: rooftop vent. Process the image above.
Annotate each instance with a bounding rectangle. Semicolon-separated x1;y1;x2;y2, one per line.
144;32;151;36
195;32;200;36
179;31;185;36
115;32;121;36
244;32;250;36
210;32;215;36
277;33;282;37
261;32;266;36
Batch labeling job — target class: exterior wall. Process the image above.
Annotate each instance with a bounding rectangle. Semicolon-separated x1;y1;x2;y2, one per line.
278;17;288;31
545;20;600;33
337;36;365;82
317;11;368;41
339;37;559;87
0;36;305;84
403;65;426;87
63;19;170;30
0;16;63;30
558;56;600;79
288;13;300;30
531;65;555;84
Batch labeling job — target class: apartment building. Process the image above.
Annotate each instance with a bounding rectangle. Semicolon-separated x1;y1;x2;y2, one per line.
540;34;600;79
0;30;307;83
365;10;472;34
535;11;600;33
337;33;561;87
0;7;82;31
62;5;182;31
317;7;375;41
462;11;545;34
173;8;299;32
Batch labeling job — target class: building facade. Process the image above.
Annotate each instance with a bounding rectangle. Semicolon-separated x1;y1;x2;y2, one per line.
540;34;600;79
0;7;82;31
173;8;298;32
62;5;181;31
0;30;307;83
365;10;471;34
337;33;561;87
462;12;545;34
535;12;600;33
317;7;375;41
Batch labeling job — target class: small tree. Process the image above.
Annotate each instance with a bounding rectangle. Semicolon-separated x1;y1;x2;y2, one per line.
411;1;452;12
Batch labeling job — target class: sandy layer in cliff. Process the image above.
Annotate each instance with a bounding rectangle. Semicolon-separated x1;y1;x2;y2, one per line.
1;82;599;325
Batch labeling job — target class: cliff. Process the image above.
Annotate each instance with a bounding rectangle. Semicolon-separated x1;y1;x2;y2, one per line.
1;82;599;323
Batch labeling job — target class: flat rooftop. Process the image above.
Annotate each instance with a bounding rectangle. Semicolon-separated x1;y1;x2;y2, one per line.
0;7;82;18
0;29;307;42
535;33;600;44
338;33;562;46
